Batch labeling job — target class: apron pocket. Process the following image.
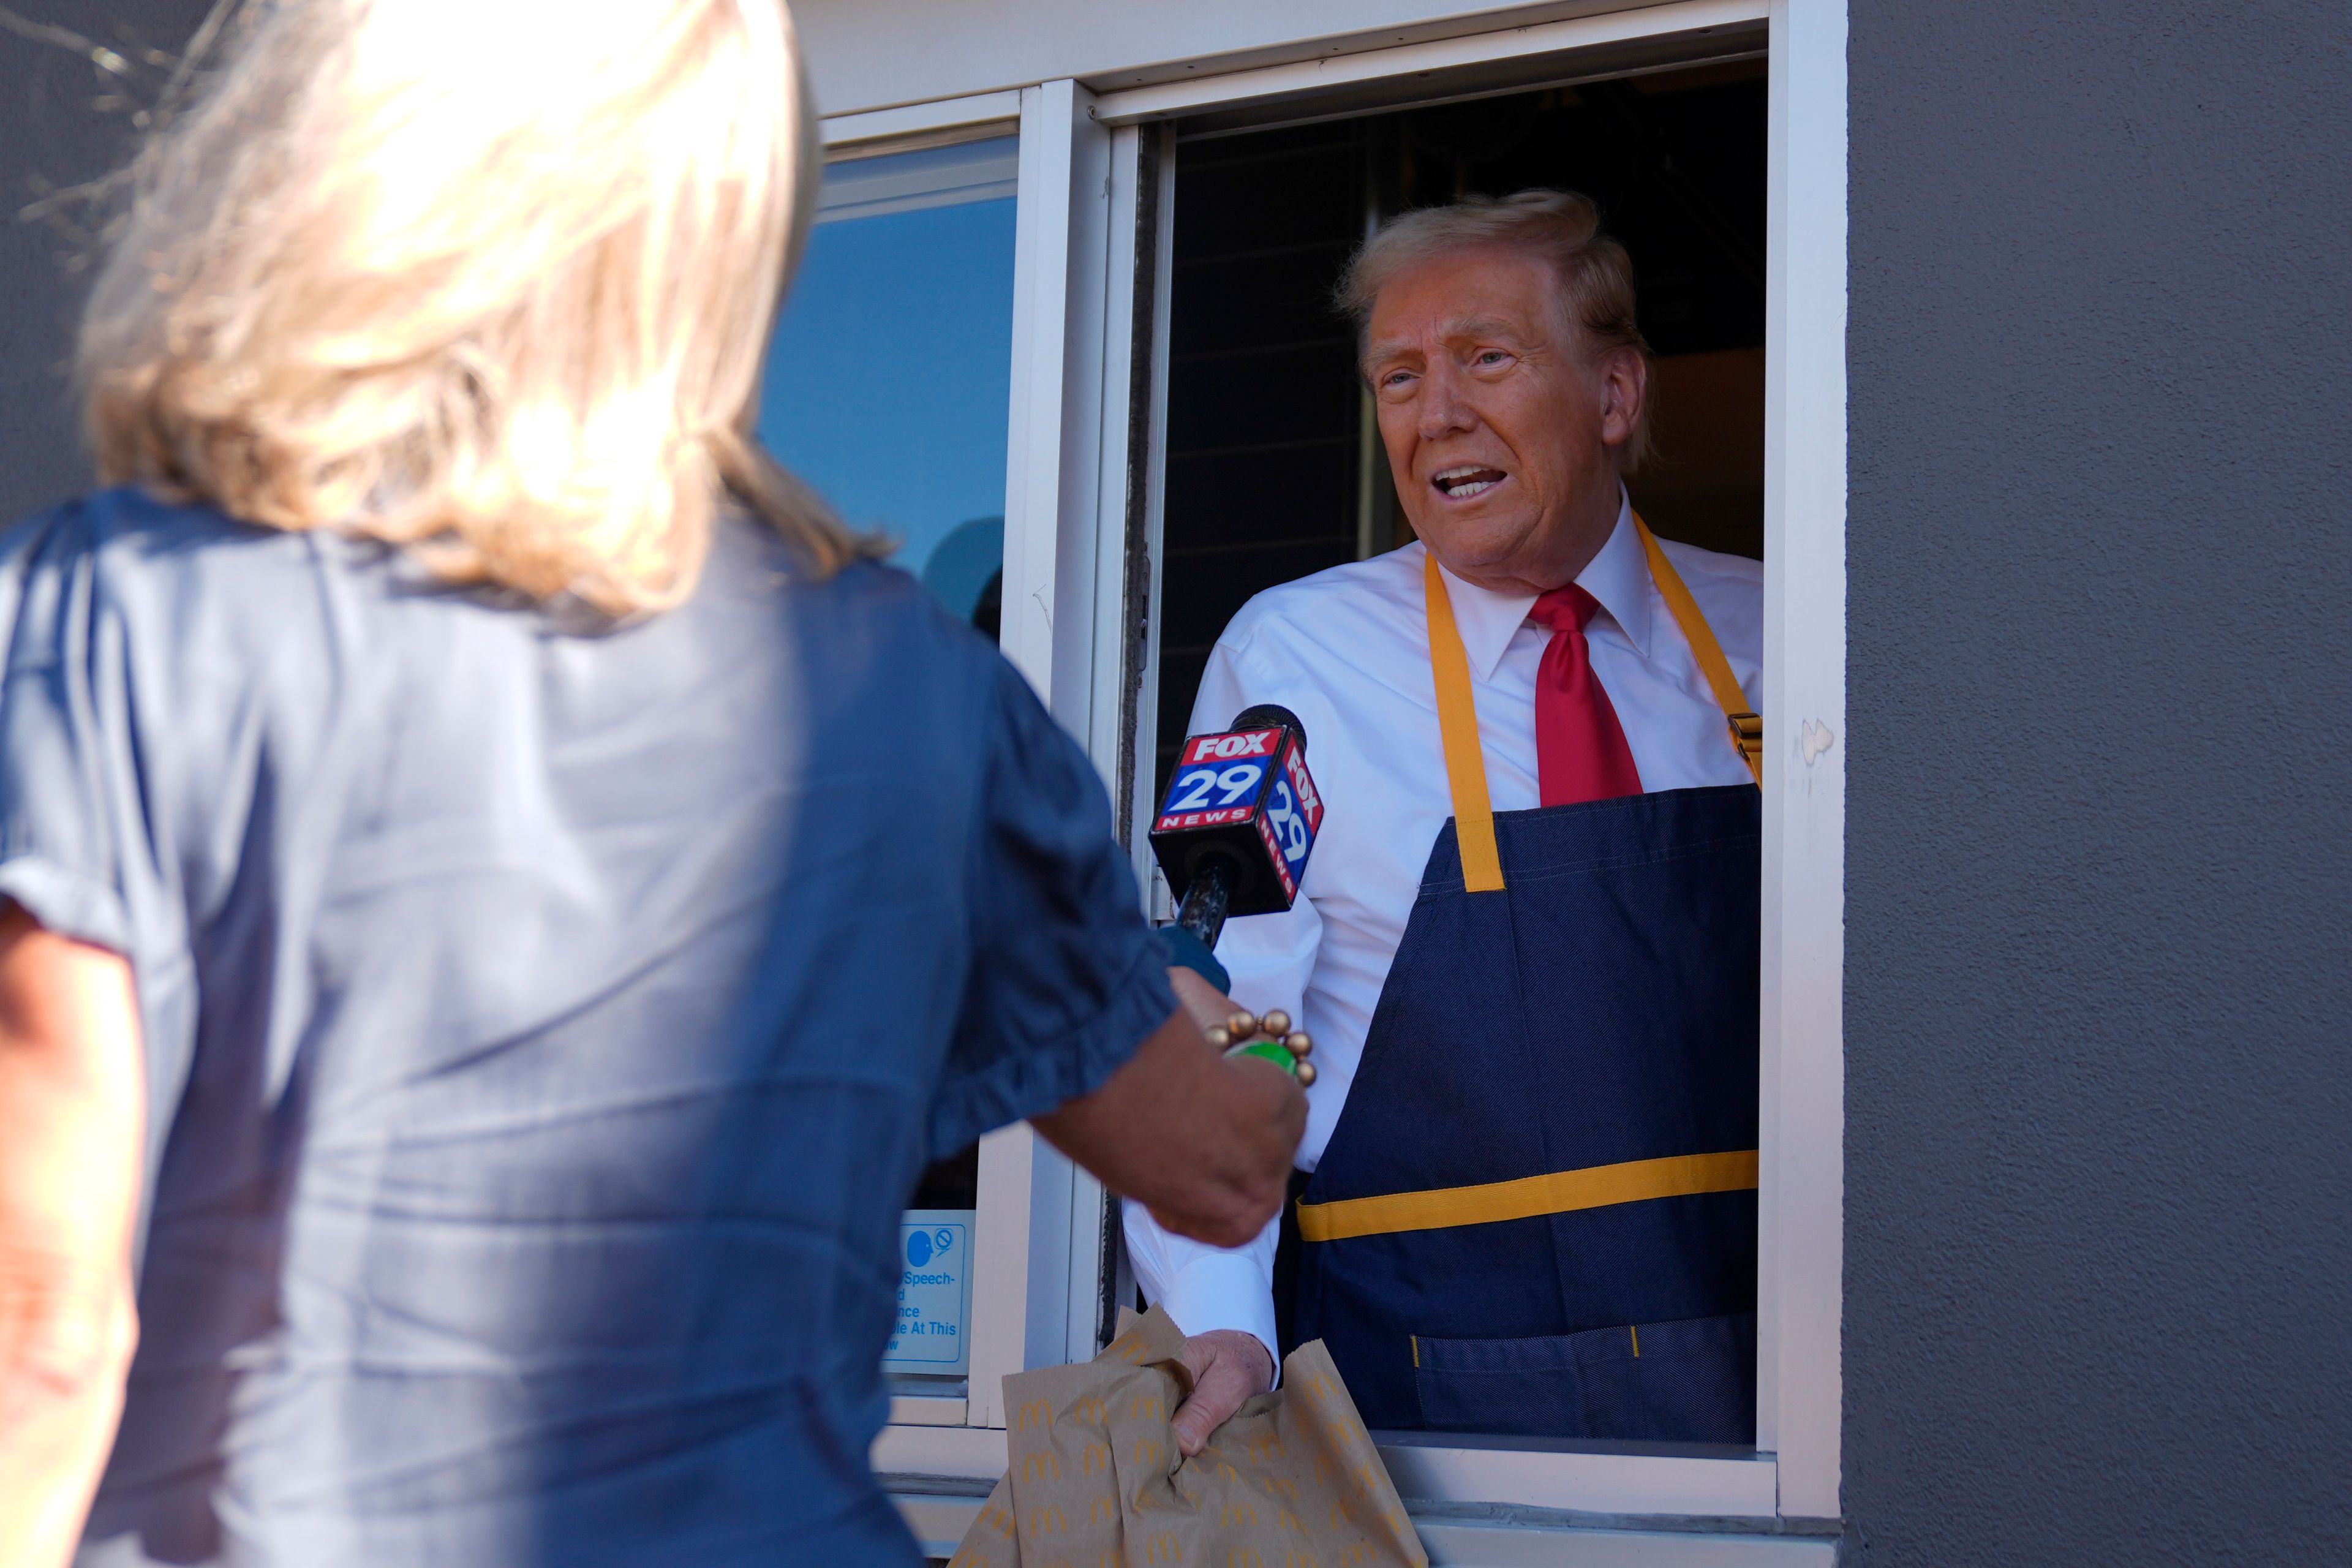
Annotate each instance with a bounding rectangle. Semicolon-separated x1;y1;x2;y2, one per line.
1414;1312;1755;1442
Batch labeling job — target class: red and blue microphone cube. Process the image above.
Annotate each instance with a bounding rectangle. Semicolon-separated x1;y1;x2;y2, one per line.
1149;720;1323;923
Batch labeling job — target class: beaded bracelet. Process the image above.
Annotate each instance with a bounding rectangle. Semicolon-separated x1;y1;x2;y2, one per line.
1202;1008;1316;1086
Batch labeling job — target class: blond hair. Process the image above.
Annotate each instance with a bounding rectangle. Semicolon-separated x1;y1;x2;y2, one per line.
77;0;874;614
1336;189;1653;469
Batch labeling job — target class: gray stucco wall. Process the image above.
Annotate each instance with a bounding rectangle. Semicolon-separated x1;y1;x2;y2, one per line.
1845;1;2351;1561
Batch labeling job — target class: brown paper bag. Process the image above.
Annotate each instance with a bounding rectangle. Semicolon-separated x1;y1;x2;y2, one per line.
948;1305;1427;1568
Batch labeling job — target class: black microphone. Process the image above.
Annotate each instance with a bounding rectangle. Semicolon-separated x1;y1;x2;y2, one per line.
1148;704;1324;952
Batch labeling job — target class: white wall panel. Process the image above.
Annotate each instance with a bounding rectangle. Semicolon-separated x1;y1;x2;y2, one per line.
1757;0;1845;1523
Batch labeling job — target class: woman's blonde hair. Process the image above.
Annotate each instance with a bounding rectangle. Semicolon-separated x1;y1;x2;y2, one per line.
78;0;875;613
1336;189;1654;469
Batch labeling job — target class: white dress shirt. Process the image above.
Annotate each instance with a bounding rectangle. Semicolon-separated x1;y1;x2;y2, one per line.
1123;494;1763;1366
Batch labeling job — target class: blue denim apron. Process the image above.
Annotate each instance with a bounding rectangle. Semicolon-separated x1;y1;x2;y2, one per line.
1291;526;1762;1442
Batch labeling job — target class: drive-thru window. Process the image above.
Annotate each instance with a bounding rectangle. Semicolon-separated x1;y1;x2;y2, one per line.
778;2;1848;1556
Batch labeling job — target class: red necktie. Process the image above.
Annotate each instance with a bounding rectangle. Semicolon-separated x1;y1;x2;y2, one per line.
1529;585;1643;807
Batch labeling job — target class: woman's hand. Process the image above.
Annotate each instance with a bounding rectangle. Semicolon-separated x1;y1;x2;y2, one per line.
1031;974;1305;1250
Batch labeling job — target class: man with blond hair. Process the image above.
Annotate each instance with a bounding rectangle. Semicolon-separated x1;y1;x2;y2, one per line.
1127;190;1766;1449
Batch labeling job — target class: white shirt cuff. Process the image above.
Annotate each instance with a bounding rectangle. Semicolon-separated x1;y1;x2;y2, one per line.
1150;1248;1282;1389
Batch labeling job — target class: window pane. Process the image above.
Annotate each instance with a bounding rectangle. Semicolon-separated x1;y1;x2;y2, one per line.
755;137;1018;633
755;138;1018;1383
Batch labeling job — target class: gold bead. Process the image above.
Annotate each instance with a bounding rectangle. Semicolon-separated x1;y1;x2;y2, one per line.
1294;1060;1317;1087
1226;1011;1258;1040
1260;1009;1292;1039
1203;1025;1232;1051
1284;1032;1311;1058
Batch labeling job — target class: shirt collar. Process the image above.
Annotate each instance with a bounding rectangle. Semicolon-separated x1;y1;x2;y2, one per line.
1433;491;1654;682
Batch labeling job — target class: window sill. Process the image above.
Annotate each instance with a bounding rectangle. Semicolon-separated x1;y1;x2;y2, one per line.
874;1423;1774;1512
1373;1430;1777;1517
884;1478;1837;1566
874;1424;1814;1561
887;1390;970;1427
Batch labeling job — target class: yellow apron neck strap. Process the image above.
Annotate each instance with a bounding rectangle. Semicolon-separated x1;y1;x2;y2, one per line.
1422;520;1763;895
1632;514;1763;786
1423;551;1507;894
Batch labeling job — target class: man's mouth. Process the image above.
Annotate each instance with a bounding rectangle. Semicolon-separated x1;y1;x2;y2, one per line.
1431;465;1508;500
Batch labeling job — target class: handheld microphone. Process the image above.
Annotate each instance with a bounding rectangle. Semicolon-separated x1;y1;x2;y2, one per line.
1148;704;1323;952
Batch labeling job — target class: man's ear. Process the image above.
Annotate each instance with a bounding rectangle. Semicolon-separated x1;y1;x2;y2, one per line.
1597;346;1649;454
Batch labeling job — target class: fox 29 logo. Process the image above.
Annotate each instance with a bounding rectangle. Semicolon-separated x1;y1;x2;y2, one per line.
1156;727;1283;831
1153;726;1322;896
1257;744;1322;895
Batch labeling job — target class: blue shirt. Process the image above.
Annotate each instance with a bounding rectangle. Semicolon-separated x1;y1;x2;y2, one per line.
0;489;1174;1567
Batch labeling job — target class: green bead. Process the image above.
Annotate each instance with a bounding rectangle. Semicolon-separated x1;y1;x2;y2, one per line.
1228;1039;1303;1077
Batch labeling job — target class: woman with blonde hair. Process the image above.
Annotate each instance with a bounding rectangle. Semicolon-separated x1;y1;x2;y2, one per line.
0;2;1302;1564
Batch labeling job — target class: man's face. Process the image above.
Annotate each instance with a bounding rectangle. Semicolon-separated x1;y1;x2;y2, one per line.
1363;244;1643;595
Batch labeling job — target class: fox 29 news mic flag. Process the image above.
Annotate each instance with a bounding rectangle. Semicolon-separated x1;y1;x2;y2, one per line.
1148;706;1322;949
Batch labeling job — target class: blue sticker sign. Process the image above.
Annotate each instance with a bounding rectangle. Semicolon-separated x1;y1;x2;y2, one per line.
884;1208;974;1373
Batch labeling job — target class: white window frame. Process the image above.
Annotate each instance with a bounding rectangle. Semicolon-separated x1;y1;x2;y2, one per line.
820;83;1140;1435
850;0;1848;1552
